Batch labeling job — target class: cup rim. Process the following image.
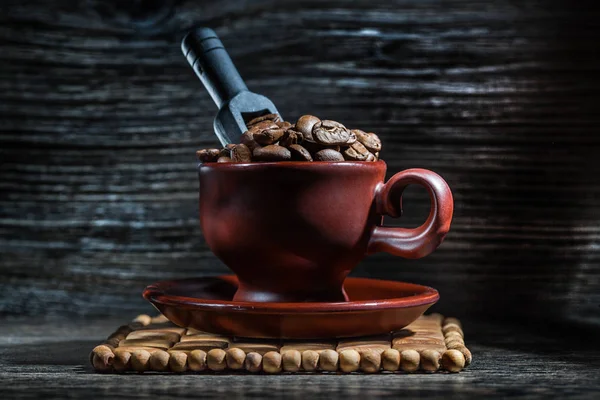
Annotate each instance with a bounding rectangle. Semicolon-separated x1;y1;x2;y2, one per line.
198;159;386;170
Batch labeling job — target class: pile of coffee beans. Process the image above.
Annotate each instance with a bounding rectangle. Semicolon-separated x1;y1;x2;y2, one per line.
196;114;381;163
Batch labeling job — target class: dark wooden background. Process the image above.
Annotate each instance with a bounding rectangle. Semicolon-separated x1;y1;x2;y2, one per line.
1;0;599;328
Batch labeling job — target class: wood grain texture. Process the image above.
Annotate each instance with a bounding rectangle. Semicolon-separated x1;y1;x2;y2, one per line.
0;0;599;326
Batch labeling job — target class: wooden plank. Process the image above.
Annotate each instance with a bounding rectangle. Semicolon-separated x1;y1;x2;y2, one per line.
279;342;337;354
337;335;391;354
126;330;181;342
227;343;280;356
170;338;230;351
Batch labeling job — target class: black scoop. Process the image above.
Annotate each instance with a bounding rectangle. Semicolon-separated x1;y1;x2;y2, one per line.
181;27;280;146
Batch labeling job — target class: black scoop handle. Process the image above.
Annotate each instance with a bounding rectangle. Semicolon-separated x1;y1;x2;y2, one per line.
181;28;248;108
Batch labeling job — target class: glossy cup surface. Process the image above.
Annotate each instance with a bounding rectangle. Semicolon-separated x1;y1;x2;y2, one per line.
199;160;453;302
200;161;385;302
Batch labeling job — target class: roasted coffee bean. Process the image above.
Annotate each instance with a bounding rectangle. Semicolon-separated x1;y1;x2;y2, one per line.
303;140;340;155
219;147;231;158
312;120;351;145
241;131;261;152
352;129;382;152
295;115;321;141
288;144;313;161
249;120;279;135
343;141;370;161
231;144;252;163
208;148;222;160
196;148;221;163
253;145;292;161
276;121;293;130
314;148;345;162
197;115;383;164
254;127;285;145
279;130;302;147
346;130;357;145
247;113;281;126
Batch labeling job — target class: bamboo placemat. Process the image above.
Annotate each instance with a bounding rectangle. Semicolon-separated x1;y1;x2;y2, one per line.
90;313;471;374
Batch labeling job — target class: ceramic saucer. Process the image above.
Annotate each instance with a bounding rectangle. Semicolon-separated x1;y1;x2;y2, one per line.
143;275;439;339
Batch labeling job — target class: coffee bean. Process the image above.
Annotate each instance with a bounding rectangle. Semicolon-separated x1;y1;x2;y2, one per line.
197;115;383;164
279;130;303;148
196;148;220;163
314;149;345;162
312;120;351;145
254;128;285;145
346;130;357;145
343;141;370;161
231;144;252;163
241;131;261;152
303;140;340;155
247;113;281;126
276;121;293;130
288;144;313;161
352;129;382;152
249;120;279;135
295;115;321;142
253;145;292;161
219;147;231;158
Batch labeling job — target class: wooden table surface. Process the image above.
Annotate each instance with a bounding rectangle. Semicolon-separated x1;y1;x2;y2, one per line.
1;316;599;399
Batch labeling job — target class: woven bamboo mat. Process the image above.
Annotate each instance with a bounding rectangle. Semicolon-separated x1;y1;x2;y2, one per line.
90;313;471;374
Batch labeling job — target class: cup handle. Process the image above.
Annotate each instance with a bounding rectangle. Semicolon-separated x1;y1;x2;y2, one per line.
367;168;454;258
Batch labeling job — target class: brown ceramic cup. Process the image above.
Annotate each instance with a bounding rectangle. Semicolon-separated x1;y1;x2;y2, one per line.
199;161;453;303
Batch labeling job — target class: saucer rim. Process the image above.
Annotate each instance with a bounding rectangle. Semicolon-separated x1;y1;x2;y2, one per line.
143;275;439;314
